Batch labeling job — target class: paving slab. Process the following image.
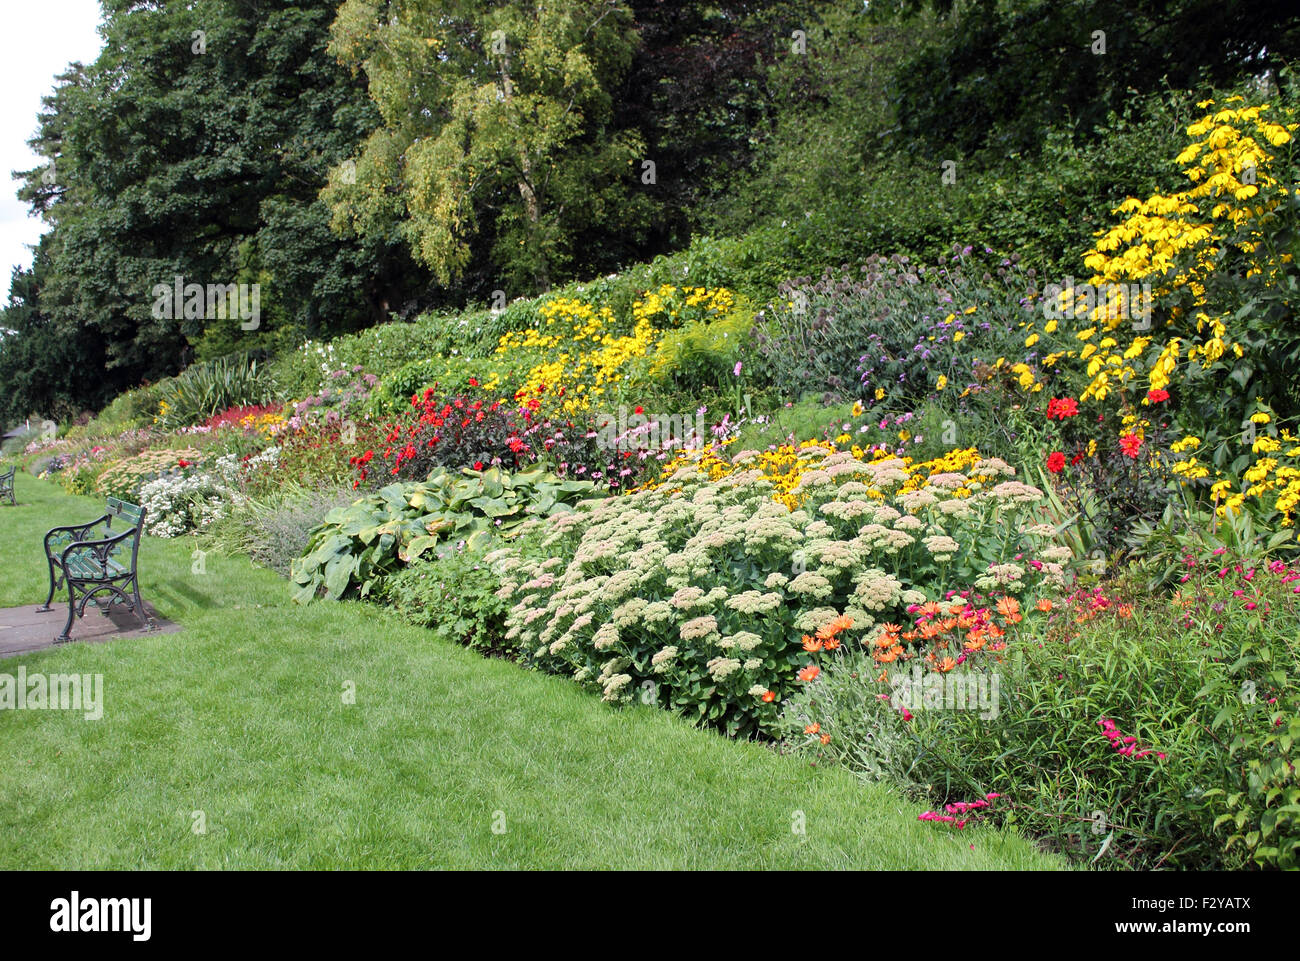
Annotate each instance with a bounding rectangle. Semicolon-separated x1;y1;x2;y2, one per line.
0;602;179;658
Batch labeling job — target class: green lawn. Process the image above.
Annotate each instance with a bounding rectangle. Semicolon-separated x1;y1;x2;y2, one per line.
0;473;1065;869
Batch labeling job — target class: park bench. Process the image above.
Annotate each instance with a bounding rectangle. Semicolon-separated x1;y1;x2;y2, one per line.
0;466;14;505
37;497;154;642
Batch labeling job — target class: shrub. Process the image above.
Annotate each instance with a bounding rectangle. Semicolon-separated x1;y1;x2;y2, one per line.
751;248;1046;407
84;381;169;435
272;322;456;399
385;544;512;655
95;448;203;501
157;355;276;429
497;446;1078;737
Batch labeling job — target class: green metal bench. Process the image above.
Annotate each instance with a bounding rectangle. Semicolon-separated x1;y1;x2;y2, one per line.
0;466;14;506
37;497;154;642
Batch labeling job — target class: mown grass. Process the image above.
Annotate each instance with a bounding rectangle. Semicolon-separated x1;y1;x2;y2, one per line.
0;472;1065;868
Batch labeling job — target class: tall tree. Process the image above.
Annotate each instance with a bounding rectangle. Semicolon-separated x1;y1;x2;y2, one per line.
325;0;655;296
11;0;425;399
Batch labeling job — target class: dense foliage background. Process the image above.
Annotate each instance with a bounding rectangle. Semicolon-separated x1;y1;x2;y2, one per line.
6;0;1298;422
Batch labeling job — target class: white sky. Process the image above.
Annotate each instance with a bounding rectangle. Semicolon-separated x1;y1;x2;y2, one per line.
0;0;105;298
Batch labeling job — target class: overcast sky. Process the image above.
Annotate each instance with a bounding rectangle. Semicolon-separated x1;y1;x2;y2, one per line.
0;0;105;297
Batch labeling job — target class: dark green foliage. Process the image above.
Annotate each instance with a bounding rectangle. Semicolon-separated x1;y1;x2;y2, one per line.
0;245;106;423
290;467;594;602
385;546;512;655
890;0;1300;158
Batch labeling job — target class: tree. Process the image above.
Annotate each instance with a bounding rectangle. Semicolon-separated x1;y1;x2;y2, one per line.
614;0;802;250
885;0;1300;157
325;0;656;296
10;0;427;401
0;239;105;424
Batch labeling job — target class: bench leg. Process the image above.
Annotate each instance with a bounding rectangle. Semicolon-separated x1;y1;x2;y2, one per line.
128;574;153;630
55;579;77;643
36;557;59;612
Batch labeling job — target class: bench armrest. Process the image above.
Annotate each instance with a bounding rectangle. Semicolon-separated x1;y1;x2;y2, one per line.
60;528;137;574
44;515;111;560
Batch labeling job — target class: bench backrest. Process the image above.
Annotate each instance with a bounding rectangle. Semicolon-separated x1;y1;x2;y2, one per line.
106;497;145;531
104;498;146;568
0;466;14;484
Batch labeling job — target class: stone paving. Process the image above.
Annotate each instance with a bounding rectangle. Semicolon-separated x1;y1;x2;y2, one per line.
0;602;178;658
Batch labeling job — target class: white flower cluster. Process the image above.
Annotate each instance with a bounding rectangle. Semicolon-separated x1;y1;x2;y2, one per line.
213;446;280;487
139;472;240;538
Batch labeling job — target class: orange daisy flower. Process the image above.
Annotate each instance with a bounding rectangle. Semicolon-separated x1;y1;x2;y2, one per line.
816;614;853;639
797;665;821;682
802;635;823;653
